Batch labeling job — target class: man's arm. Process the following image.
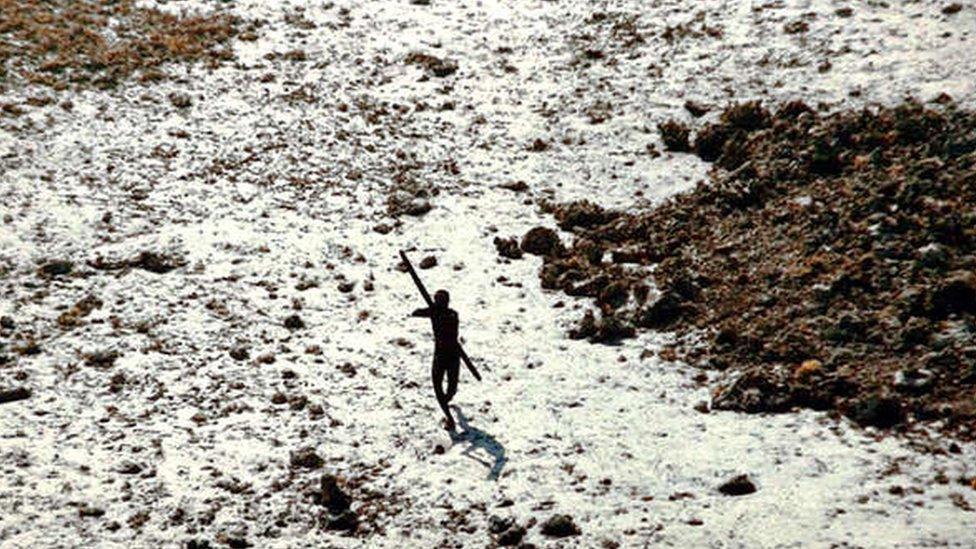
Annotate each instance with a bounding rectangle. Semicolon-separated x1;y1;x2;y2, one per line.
410;307;432;318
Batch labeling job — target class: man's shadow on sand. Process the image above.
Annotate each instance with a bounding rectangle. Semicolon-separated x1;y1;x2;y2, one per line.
449;405;507;481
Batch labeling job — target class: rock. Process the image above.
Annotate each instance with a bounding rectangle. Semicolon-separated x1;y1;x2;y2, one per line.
229;346;250;361
846;395;905;428
387;191;432;217
419;256;437;269
494;236;523;259
404;52;457;77
169;92;192;108
527;138;549;152
635;291;685;328
568;309;598;340
784;20;809;34
499;181;529;193
520;227;562;256
694;123;730;162
497;525;526;546
488;515;515;534
117;461;143;475
793;359;823;380
684;100;710;117
78;505;105;518
597;281;629;310
131;251;184;274
289;447;324;469
553;200;616;230
38;260;73;278
918;243;949;269
271;392;288;405
403;197;432;216
0;316;13;330
85;350;119;369
540;514;580;538
337;281;355;293
718;474;757;496
893;368;935;394
0;387;31;404
658;120;691;152
573;237;604;265
928;271;976;318
942;3;963;15
693;400;709;413
284;314;305;330
711;370;793;414
720;100;771;132
313;474;351;514
373;223;392;234
590;313;635;343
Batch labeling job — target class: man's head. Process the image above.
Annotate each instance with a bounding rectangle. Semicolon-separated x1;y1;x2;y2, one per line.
434;289;450;308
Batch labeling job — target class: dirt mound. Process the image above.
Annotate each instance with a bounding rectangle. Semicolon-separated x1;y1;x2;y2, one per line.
532;99;976;436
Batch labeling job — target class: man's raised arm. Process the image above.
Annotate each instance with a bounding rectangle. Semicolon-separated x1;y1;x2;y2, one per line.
410;307;432;318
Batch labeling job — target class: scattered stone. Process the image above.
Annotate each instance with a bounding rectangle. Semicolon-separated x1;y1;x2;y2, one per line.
499;181;529;193
527;138;549;152
289;447;324;469
943;3;963;15
404;52;457;77
658;120;691;152
117;461;143;475
229;347;250;361
784;20;809;34
0;316;13;330
131;251;184;274
419;256;437;269
847;395;905;428
520;227;562;256
79;505;105;518
494;236;523;259
284;314;305;330
718;474;757;496
684;100;710;117
488;515;515;534
539;514;580;538
0;387;31;404
893;368;936;394
38;260;73;278
497;525;526;546
85;350;119;369
169;92;192;108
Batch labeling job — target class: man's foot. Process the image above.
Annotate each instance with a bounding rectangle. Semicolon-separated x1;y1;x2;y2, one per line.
442;417;456;431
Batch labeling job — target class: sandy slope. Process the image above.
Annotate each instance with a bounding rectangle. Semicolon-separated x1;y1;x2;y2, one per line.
2;1;975;547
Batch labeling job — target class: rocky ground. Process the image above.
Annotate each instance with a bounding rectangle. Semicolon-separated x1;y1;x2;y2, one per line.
2;1;976;548
531;99;976;438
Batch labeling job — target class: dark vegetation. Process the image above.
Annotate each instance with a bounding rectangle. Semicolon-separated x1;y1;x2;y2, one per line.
523;99;976;436
0;0;246;91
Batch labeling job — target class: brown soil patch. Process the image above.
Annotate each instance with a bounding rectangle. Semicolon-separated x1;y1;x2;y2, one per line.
0;0;245;91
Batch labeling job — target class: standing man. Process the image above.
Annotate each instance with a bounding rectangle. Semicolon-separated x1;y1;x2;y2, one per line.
410;289;461;430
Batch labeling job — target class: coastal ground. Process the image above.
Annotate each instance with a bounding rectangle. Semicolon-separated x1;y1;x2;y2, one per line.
2;1;975;547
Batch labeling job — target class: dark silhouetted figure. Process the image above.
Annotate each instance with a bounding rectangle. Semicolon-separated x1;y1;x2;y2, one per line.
411;289;460;430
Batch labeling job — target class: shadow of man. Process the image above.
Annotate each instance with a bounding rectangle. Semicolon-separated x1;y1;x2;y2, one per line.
449;405;507;481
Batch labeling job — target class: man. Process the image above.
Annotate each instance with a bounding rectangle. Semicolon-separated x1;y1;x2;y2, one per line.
410;289;460;430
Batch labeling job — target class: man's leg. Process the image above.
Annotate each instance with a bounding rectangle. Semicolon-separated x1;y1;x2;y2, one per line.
445;359;459;402
431;359;455;429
